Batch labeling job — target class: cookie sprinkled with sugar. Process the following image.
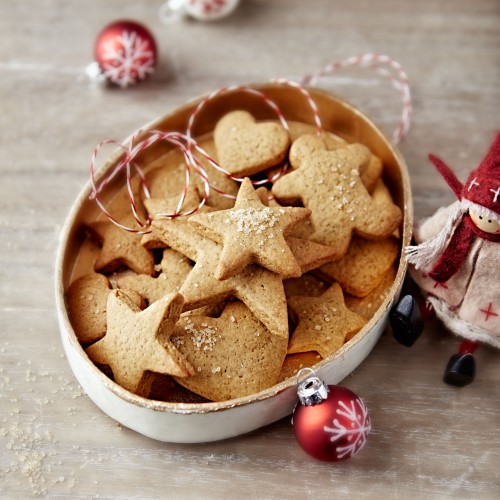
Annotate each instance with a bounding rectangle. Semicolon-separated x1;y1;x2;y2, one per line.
184;319;220;351
188;178;310;280
227;207;280;235
171;302;288;401
287;283;366;359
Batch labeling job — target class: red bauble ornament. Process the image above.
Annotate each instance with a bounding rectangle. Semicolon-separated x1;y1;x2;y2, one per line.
94;20;157;88
292;374;371;462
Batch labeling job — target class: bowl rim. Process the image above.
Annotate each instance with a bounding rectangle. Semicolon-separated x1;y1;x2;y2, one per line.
55;83;413;415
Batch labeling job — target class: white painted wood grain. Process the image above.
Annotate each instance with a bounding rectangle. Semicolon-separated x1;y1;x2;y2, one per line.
0;0;499;497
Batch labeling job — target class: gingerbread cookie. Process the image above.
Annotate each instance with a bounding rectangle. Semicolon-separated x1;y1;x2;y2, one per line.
345;266;397;320
277;352;322;383
87;217;155;276
86;290;194;396
255;187;338;273
283;273;330;298
171;302;288;401
141;190;214;251
287;283;367;358
66;273;143;346
272;134;402;255
285;237;338;274
145;136;238;210
115;248;224;317
315;236;400;297
148;216;289;339
115;249;193;304
288;131;382;192
189;178;311;280
361;155;384;193
214;110;290;177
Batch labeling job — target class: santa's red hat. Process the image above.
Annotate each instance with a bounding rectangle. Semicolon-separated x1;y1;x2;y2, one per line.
460;132;500;222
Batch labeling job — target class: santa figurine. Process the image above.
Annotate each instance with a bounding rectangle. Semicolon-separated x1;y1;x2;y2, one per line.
390;133;500;386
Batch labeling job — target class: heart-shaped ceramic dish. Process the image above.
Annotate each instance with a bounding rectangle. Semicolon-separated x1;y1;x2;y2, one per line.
55;83;412;443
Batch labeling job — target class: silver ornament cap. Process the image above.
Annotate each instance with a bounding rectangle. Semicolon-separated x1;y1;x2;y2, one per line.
296;368;329;406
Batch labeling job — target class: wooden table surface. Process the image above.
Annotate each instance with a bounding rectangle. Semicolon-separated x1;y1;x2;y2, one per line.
1;0;499;498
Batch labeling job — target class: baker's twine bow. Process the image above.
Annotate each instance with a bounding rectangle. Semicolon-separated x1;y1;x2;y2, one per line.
89;54;412;233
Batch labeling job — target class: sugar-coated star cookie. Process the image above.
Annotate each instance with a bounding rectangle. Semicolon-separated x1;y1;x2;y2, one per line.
272;134;402;256
287;283;366;358
85;290;194;396
189;178;311;280
148;216;289;339
171;301;288;401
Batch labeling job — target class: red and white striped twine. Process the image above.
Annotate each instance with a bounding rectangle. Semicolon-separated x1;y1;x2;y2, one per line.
89;54;412;232
301;53;412;145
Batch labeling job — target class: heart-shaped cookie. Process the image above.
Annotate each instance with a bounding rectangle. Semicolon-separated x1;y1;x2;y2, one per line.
214;110;290;177
172;302;288;401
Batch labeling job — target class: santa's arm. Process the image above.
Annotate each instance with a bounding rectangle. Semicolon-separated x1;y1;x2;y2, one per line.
428;217;476;282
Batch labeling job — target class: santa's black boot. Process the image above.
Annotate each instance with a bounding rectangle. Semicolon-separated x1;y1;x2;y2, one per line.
390;295;425;347
443;341;478;387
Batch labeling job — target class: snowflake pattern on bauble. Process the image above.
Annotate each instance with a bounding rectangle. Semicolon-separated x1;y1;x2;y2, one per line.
192;0;229;15
100;30;155;88
323;397;371;460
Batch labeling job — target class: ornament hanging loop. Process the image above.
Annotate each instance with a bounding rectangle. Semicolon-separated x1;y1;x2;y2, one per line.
296;368;329;406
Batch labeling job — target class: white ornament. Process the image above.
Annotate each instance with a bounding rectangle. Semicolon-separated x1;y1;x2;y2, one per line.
160;0;240;23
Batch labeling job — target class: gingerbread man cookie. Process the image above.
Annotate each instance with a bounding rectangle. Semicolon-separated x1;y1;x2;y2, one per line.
272;134;402;256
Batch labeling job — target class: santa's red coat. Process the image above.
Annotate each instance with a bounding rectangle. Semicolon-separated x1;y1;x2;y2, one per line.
411;202;500;349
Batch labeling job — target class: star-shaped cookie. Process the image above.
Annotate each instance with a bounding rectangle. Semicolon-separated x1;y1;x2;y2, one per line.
188;177;311;280
287;283;367;359
272;134;402;256
315;236;400;297
256;187;344;266
87;217;155;276
85;290;194;396
148;216;289;339
171;302;288;401
148;203;343;339
115;249;193;304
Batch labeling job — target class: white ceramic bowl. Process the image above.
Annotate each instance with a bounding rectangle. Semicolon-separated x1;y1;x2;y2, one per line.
55;84;412;443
